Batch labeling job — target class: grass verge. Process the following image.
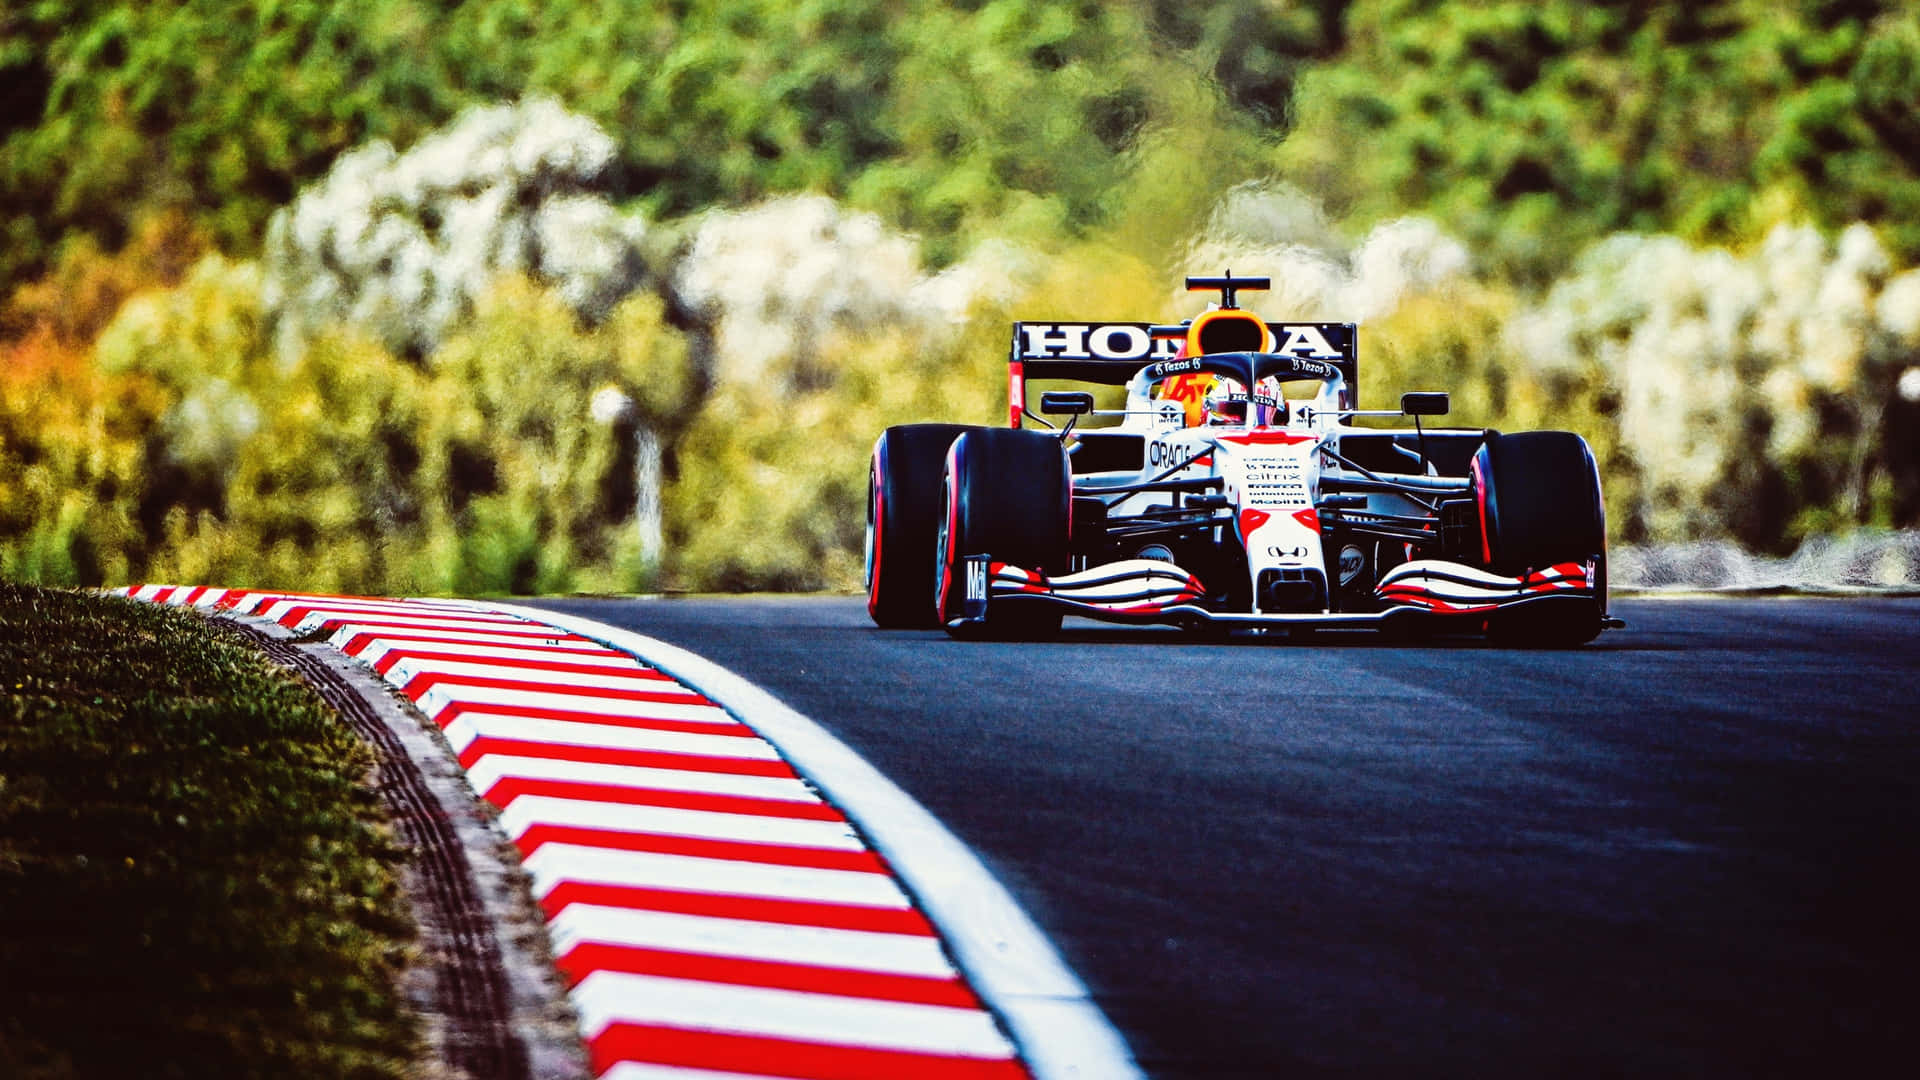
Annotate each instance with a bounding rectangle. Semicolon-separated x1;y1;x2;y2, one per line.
0;583;416;1078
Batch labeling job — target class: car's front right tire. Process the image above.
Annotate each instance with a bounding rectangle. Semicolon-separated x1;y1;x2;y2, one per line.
867;423;981;628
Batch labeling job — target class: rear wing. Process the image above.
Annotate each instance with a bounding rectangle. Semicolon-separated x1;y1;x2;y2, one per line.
1007;321;1358;426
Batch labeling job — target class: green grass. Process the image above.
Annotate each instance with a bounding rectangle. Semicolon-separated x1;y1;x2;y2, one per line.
0;583;416;1079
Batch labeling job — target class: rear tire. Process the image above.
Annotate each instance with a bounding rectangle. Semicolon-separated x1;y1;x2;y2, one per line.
1473;431;1607;646
935;428;1071;639
867;424;980;628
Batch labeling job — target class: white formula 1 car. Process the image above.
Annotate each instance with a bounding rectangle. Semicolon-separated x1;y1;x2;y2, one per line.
865;274;1620;645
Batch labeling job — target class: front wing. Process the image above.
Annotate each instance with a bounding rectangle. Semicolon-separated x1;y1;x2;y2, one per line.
948;556;1605;632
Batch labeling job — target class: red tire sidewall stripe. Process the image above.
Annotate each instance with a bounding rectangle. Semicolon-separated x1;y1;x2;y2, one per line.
866;444;886;618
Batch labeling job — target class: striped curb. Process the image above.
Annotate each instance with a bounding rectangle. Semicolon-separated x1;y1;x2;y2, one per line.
114;585;1055;1080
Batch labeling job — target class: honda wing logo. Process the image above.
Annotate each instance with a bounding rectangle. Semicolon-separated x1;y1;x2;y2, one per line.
1015;322;1354;362
1271;324;1346;359
1017;323;1179;361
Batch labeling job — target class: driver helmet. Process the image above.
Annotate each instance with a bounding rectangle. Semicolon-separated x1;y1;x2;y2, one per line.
1205;375;1290;426
1250;375;1286;426
1203;376;1250;426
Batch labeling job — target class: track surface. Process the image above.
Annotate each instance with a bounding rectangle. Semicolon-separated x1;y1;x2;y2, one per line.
529;595;1920;1078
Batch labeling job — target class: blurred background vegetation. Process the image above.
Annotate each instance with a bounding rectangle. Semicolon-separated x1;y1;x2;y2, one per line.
3;0;1918;595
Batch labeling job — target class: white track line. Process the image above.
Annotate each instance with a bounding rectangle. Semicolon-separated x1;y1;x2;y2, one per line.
383;657;691;692
479;602;1145;1080
331;625;589;651
497;798;865;850
360;640;640;669
519;845;907;909
548;906;953;978
418;685;734;727
570;971;1018;1055
439;714;777;761
465;756;820;805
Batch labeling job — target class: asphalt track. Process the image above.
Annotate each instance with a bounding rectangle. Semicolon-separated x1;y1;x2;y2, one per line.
528;595;1920;1079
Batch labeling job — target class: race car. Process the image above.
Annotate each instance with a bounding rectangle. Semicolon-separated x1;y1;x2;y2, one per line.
864;273;1620;645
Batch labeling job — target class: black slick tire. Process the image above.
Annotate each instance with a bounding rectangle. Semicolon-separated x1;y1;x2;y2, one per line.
866;423;980;628
1472;430;1608;646
934;428;1071;639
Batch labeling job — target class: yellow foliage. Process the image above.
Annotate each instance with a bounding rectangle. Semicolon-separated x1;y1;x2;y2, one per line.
4;263;696;594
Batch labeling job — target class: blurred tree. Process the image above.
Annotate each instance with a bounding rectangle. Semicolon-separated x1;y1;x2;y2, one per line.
1142;0;1350;125
1;0;471;294
1276;0;1920;281
3;0;1293;304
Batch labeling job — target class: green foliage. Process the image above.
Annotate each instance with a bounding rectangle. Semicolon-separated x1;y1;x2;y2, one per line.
2;0;472;291
2;0;1277;295
9;0;1918;299
667;320;994;591
1276;0;1920;280
419;277;694;595
0;584;415;1077
6;260;691;595
1141;0;1349;124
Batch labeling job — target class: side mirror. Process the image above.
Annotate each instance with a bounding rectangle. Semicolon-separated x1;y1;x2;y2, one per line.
1401;392;1449;417
1040;391;1095;416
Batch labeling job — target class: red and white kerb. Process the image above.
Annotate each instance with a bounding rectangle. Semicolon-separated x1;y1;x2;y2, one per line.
117;585;1032;1080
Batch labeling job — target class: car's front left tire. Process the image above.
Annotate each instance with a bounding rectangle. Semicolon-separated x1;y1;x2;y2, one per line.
1472;430;1608;646
934;428;1071;639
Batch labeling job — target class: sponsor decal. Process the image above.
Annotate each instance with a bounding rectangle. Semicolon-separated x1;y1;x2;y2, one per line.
1147;439;1208;471
1339;544;1365;586
1018;322;1181;361
1240;457;1310;508
1272;324;1346;360
1015;321;1352;365
965;556;989;602
1266;545;1312;559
